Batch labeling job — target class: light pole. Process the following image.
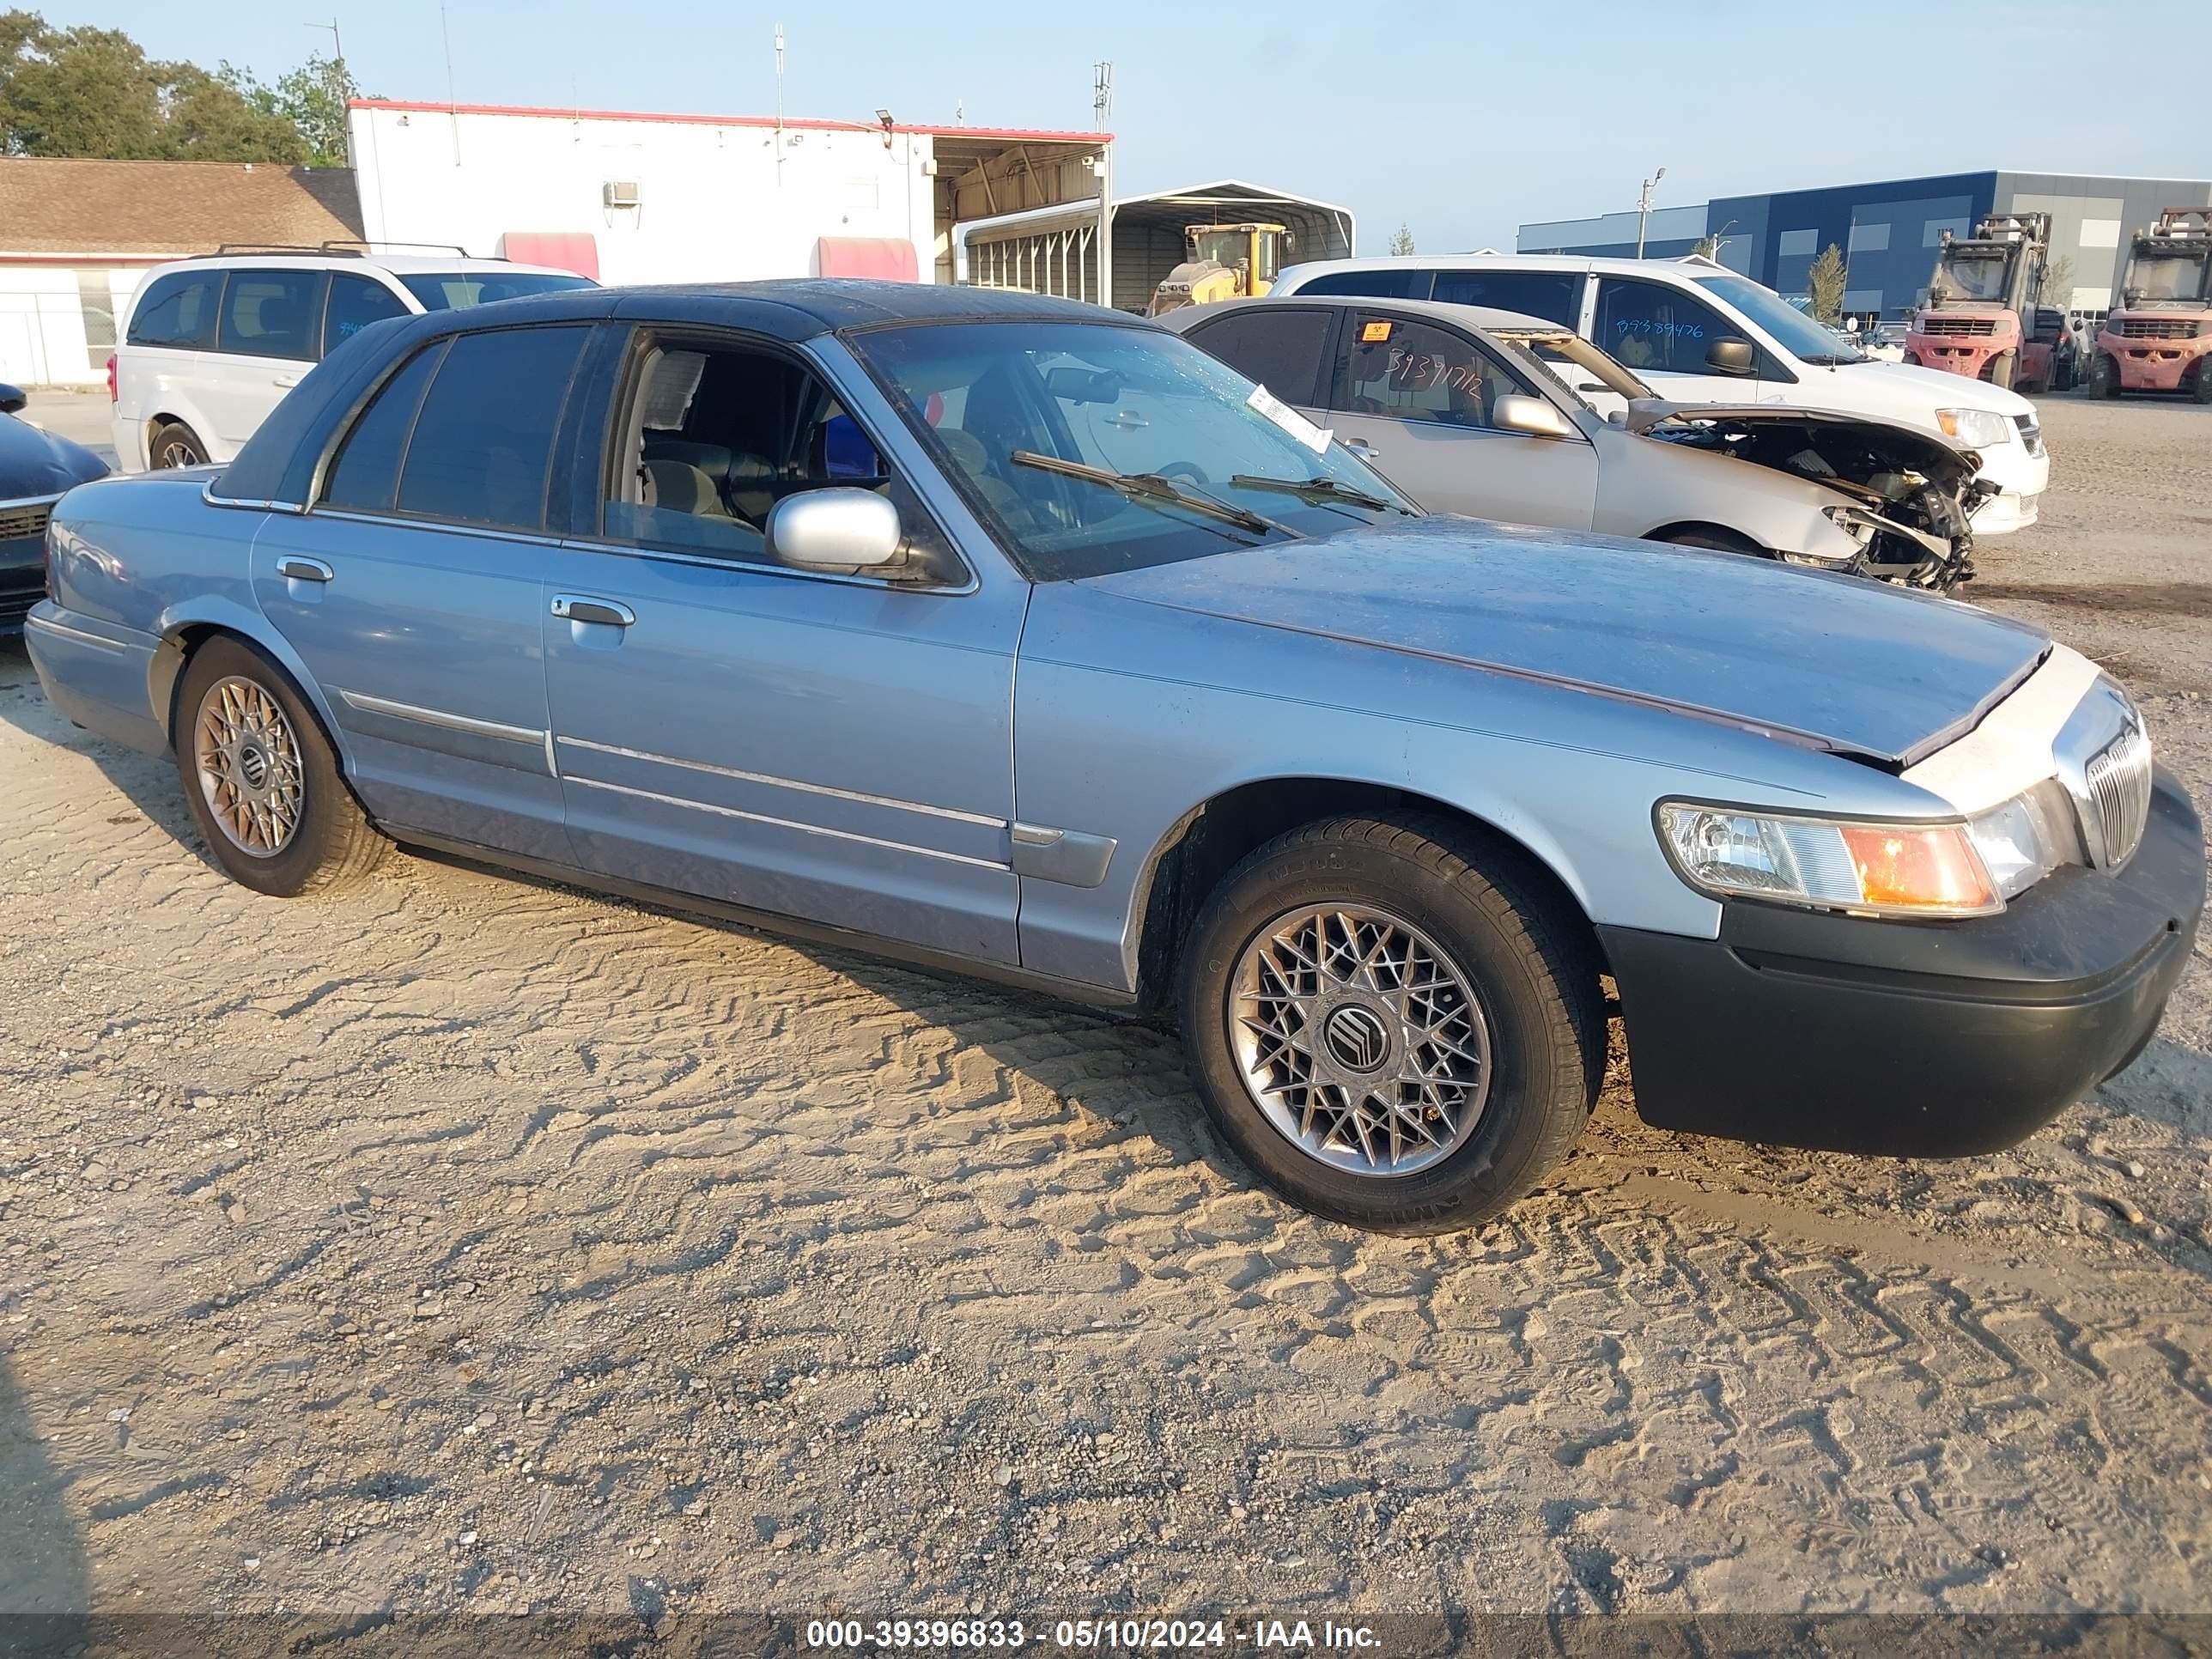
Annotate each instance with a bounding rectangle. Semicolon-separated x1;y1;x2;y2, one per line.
1636;166;1667;258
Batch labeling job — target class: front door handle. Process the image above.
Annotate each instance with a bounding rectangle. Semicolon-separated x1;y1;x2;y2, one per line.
273;371;305;389
276;556;333;583
1343;437;1382;461
551;594;635;628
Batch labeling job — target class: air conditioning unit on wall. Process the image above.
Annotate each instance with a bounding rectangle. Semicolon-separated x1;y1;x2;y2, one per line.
603;181;641;209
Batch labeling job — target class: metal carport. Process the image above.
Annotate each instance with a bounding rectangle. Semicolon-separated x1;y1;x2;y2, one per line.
957;179;1357;313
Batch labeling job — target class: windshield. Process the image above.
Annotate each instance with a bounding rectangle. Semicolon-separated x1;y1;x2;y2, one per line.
399;271;597;310
853;320;1416;582
1692;272;1865;364
1932;252;2011;303
1192;231;1247;270
2127;252;2210;304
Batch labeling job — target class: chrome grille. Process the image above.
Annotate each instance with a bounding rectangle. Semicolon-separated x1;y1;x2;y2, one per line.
2120;317;2197;339
2085;721;2153;869
1922;315;1997;337
0;496;58;545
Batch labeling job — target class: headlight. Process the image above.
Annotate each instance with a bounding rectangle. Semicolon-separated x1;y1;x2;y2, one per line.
1656;802;2003;917
2198;319;2212;339
1936;407;2011;447
1963;782;2078;898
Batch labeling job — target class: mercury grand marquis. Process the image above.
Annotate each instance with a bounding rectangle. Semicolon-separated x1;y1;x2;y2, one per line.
21;282;2203;1234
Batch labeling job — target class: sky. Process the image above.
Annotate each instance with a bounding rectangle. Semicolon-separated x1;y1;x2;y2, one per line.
35;0;2212;253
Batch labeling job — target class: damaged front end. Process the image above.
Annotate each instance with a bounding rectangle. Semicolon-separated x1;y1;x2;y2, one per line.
1632;405;1990;593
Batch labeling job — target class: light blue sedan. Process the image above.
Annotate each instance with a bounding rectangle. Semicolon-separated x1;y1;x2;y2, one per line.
22;282;2201;1233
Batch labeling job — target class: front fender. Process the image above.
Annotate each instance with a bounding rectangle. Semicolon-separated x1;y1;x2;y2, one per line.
147;589;349;769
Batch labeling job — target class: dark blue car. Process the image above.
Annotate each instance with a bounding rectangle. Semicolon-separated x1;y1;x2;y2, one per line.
0;383;109;631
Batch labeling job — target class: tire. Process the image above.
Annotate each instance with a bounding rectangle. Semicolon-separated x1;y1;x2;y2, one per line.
1983;350;2016;389
1177;815;1605;1235
2194;362;2212;405
1901;350;1920;367
149;421;207;470
2096;355;2124;399
1658;526;1766;556
172;635;387;897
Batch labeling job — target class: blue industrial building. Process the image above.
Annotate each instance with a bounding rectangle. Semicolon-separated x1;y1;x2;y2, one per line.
1519;170;2212;319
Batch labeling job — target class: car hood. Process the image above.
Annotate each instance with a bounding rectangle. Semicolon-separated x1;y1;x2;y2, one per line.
1800;358;2035;420
0;410;109;497
1622;400;1981;484
1077;518;2050;765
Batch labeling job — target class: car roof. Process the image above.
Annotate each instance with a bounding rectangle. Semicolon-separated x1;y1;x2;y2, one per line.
1164;293;1565;343
140;252;583;280
1278;252;1735;285
603;278;1139;338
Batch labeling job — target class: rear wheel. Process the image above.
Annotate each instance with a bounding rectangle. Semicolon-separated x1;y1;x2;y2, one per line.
149;421;207;470
1177;816;1604;1235
173;636;387;896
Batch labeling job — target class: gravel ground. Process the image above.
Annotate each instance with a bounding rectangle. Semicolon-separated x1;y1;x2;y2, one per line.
1;392;2209;1641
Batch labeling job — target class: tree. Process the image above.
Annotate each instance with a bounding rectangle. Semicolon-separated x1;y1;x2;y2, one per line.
1807;243;1848;323
1;9;365;163
1388;222;1415;256
2041;252;2074;308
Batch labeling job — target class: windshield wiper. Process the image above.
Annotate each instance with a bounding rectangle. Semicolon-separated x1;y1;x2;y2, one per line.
1801;353;1867;366
1011;451;1279;536
1229;473;1407;514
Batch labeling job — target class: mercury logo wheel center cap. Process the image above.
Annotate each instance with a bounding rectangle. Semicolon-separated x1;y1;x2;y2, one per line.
1322;1003;1390;1073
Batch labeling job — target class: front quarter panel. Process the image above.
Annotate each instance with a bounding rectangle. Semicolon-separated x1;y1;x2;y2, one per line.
1012;579;1946;994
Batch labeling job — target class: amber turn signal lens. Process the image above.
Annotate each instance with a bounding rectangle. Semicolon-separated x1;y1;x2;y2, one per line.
1838;823;1997;912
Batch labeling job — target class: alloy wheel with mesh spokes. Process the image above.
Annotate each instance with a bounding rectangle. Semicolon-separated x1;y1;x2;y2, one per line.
1231;903;1492;1179
194;675;306;857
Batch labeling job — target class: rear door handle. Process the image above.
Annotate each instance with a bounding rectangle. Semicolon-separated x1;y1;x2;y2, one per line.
551;594;635;628
273;371;305;388
276;556;333;583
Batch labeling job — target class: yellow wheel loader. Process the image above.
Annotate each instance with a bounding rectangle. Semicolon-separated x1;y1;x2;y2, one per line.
1148;222;1291;317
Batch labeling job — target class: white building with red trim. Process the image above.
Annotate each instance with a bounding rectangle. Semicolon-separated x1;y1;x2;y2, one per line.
345;99;1114;291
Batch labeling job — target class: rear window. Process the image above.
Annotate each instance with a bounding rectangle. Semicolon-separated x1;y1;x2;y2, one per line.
126;270;222;349
1430;270;1582;326
322;343;446;514
394;326;590;531
218;270;325;361
1294;268;1434;301
1182;308;1334;405
398;272;596;311
325;273;411;353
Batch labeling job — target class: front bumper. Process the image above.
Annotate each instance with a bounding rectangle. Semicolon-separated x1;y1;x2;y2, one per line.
2099;333;2211;392
1966;434;2047;535
1600;767;2204;1157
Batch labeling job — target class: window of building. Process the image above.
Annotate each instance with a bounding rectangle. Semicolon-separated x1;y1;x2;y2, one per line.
1847;221;1890;252
1777;228;1819;257
76;271;118;352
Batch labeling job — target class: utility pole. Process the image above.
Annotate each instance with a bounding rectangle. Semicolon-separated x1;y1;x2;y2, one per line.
1636;166;1667;258
1093;63;1115;307
304;19;349;169
305;17;343;64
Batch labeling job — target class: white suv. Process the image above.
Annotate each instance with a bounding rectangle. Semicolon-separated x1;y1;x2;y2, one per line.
1271;253;2051;534
111;248;596;471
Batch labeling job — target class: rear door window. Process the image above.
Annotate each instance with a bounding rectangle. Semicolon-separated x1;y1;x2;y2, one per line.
1430;270;1582;326
217;269;326;361
126;270;222;349
321;343;447;514
1294;268;1434;301
1182;308;1335;405
324;274;411;354
395;325;590;531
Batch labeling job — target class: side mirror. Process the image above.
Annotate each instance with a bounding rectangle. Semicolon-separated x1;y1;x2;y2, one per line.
1491;393;1577;441
765;488;905;573
0;383;26;416
1705;338;1757;376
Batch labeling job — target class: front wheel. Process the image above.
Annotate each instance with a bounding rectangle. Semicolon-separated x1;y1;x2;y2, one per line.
173;636;388;896
2194;362;2212;405
1983;350;2016;389
1178;816;1605;1234
2096;355;2124;398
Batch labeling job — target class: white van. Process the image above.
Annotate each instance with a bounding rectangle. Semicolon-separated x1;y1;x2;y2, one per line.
110;249;596;471
1271;253;2050;534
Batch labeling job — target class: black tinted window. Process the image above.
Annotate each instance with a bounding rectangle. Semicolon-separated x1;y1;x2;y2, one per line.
322;342;446;514
399;272;596;310
1329;314;1523;428
325;274;410;354
126;270;221;348
1295;268;1433;300
1430;270;1582;326
1184;308;1334;405
218;270;325;360
1593;278;1740;374
397;326;588;530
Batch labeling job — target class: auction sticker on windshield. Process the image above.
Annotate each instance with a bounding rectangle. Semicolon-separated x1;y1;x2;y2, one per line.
1247;383;1332;454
